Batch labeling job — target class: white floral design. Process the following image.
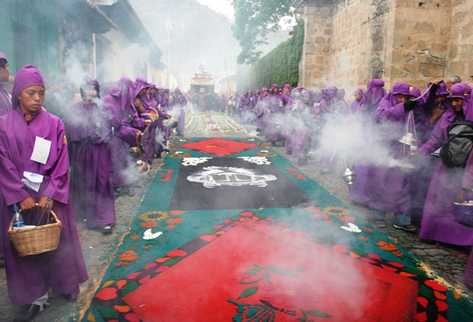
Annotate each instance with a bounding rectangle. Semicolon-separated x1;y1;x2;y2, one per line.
340;223;362;233
182;157;212;167
238;156;272;165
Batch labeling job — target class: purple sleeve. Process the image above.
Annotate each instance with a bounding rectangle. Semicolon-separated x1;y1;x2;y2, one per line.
375;102;406;122
131;115;146;130
42;121;70;204
419;117;447;155
118;125;139;146
0;131;30;206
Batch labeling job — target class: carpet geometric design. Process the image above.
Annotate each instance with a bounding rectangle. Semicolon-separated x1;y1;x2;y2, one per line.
82;138;473;322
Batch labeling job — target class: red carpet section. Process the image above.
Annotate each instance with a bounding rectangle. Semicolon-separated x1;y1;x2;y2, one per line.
123;219;418;322
181;138;257;157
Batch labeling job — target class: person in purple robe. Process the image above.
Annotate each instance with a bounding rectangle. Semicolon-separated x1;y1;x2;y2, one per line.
281;84;293;107
0;52;12;116
103;78;139;193
0;52;12;267
407;81;449;224
319;87;338;113
365;79;386;112
351;83;417;232
0;65;88;321
255;87;269;134
418;83;473;245
285;89;312;164
351;89;366;113
69;79;115;234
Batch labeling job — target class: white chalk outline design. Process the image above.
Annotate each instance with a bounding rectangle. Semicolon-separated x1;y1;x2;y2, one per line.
187;166;277;189
182;157;213;167
238;156;272;165
340;222;362;233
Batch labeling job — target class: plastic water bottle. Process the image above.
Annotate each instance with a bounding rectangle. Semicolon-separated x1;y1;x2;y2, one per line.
11;204;24;229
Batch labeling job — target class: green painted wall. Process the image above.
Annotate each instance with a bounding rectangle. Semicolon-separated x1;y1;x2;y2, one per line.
0;0;61;76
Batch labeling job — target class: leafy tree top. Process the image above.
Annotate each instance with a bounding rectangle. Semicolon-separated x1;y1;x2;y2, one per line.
233;0;300;64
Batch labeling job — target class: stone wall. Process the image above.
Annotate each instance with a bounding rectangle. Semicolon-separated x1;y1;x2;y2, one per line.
385;0;451;87
447;0;473;82
300;0;473;91
299;1;335;88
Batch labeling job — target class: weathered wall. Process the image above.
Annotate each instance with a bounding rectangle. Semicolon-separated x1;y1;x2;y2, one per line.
300;0;473;91
299;1;334;88
327;0;390;90
385;0;451;88
447;0;473;82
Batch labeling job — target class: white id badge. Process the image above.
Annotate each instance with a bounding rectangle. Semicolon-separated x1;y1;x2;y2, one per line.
31;137;51;165
22;171;44;192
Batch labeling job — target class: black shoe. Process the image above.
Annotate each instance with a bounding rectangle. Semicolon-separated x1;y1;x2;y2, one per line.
392;224;417;233
14;303;47;322
102;225;113;235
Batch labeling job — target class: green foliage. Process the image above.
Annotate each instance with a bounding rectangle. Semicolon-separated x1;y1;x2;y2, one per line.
233;0;299;64
243;22;304;90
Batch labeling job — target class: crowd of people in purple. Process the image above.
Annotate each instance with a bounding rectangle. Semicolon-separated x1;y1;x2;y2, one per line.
235;78;473;293
0;52;188;320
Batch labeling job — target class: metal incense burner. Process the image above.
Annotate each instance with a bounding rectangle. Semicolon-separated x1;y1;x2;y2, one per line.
399;111;418;156
399;132;418;154
343;167;356;186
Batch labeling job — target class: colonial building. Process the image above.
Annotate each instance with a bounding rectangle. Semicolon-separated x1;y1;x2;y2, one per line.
298;0;473;91
0;0;163;83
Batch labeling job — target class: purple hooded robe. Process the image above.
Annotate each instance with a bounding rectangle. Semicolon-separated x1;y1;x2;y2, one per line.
351;89;366;113
365;79;386;112
419;84;473;246
103;78;138;188
69;81;115;229
350;83;413;214
0;65;87;304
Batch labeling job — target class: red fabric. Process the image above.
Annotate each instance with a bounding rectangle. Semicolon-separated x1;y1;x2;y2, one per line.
181;138;257;157
124;221;418;321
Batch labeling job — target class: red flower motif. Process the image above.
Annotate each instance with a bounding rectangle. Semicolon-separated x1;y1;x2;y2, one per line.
155;257;170;263
435;300;448;312
167;249;187;257
95;287;118;301
124;313;141;322
181;138;257;157
145;262;158;270
127;272;141;280
425;279;448;292
113;305;131;313
415;312;427;322
119;250;138;263
417;296;428;308
116;280;127;289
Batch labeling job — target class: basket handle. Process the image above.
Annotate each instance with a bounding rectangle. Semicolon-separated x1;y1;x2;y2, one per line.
35;208;59;226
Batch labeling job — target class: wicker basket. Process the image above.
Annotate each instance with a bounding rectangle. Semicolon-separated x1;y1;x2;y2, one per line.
453;201;473;227
8;211;62;257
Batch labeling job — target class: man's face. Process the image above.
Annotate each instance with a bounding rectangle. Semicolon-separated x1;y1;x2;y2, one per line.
450;98;464;112
0;64;9;82
434;95;447;106
394;94;407;104
18;85;45;114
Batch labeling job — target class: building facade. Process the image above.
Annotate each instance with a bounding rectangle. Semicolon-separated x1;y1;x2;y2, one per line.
0;0;162;84
299;0;473;91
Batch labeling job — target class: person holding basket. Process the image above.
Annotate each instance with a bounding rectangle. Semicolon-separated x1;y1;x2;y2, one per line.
0;65;88;321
